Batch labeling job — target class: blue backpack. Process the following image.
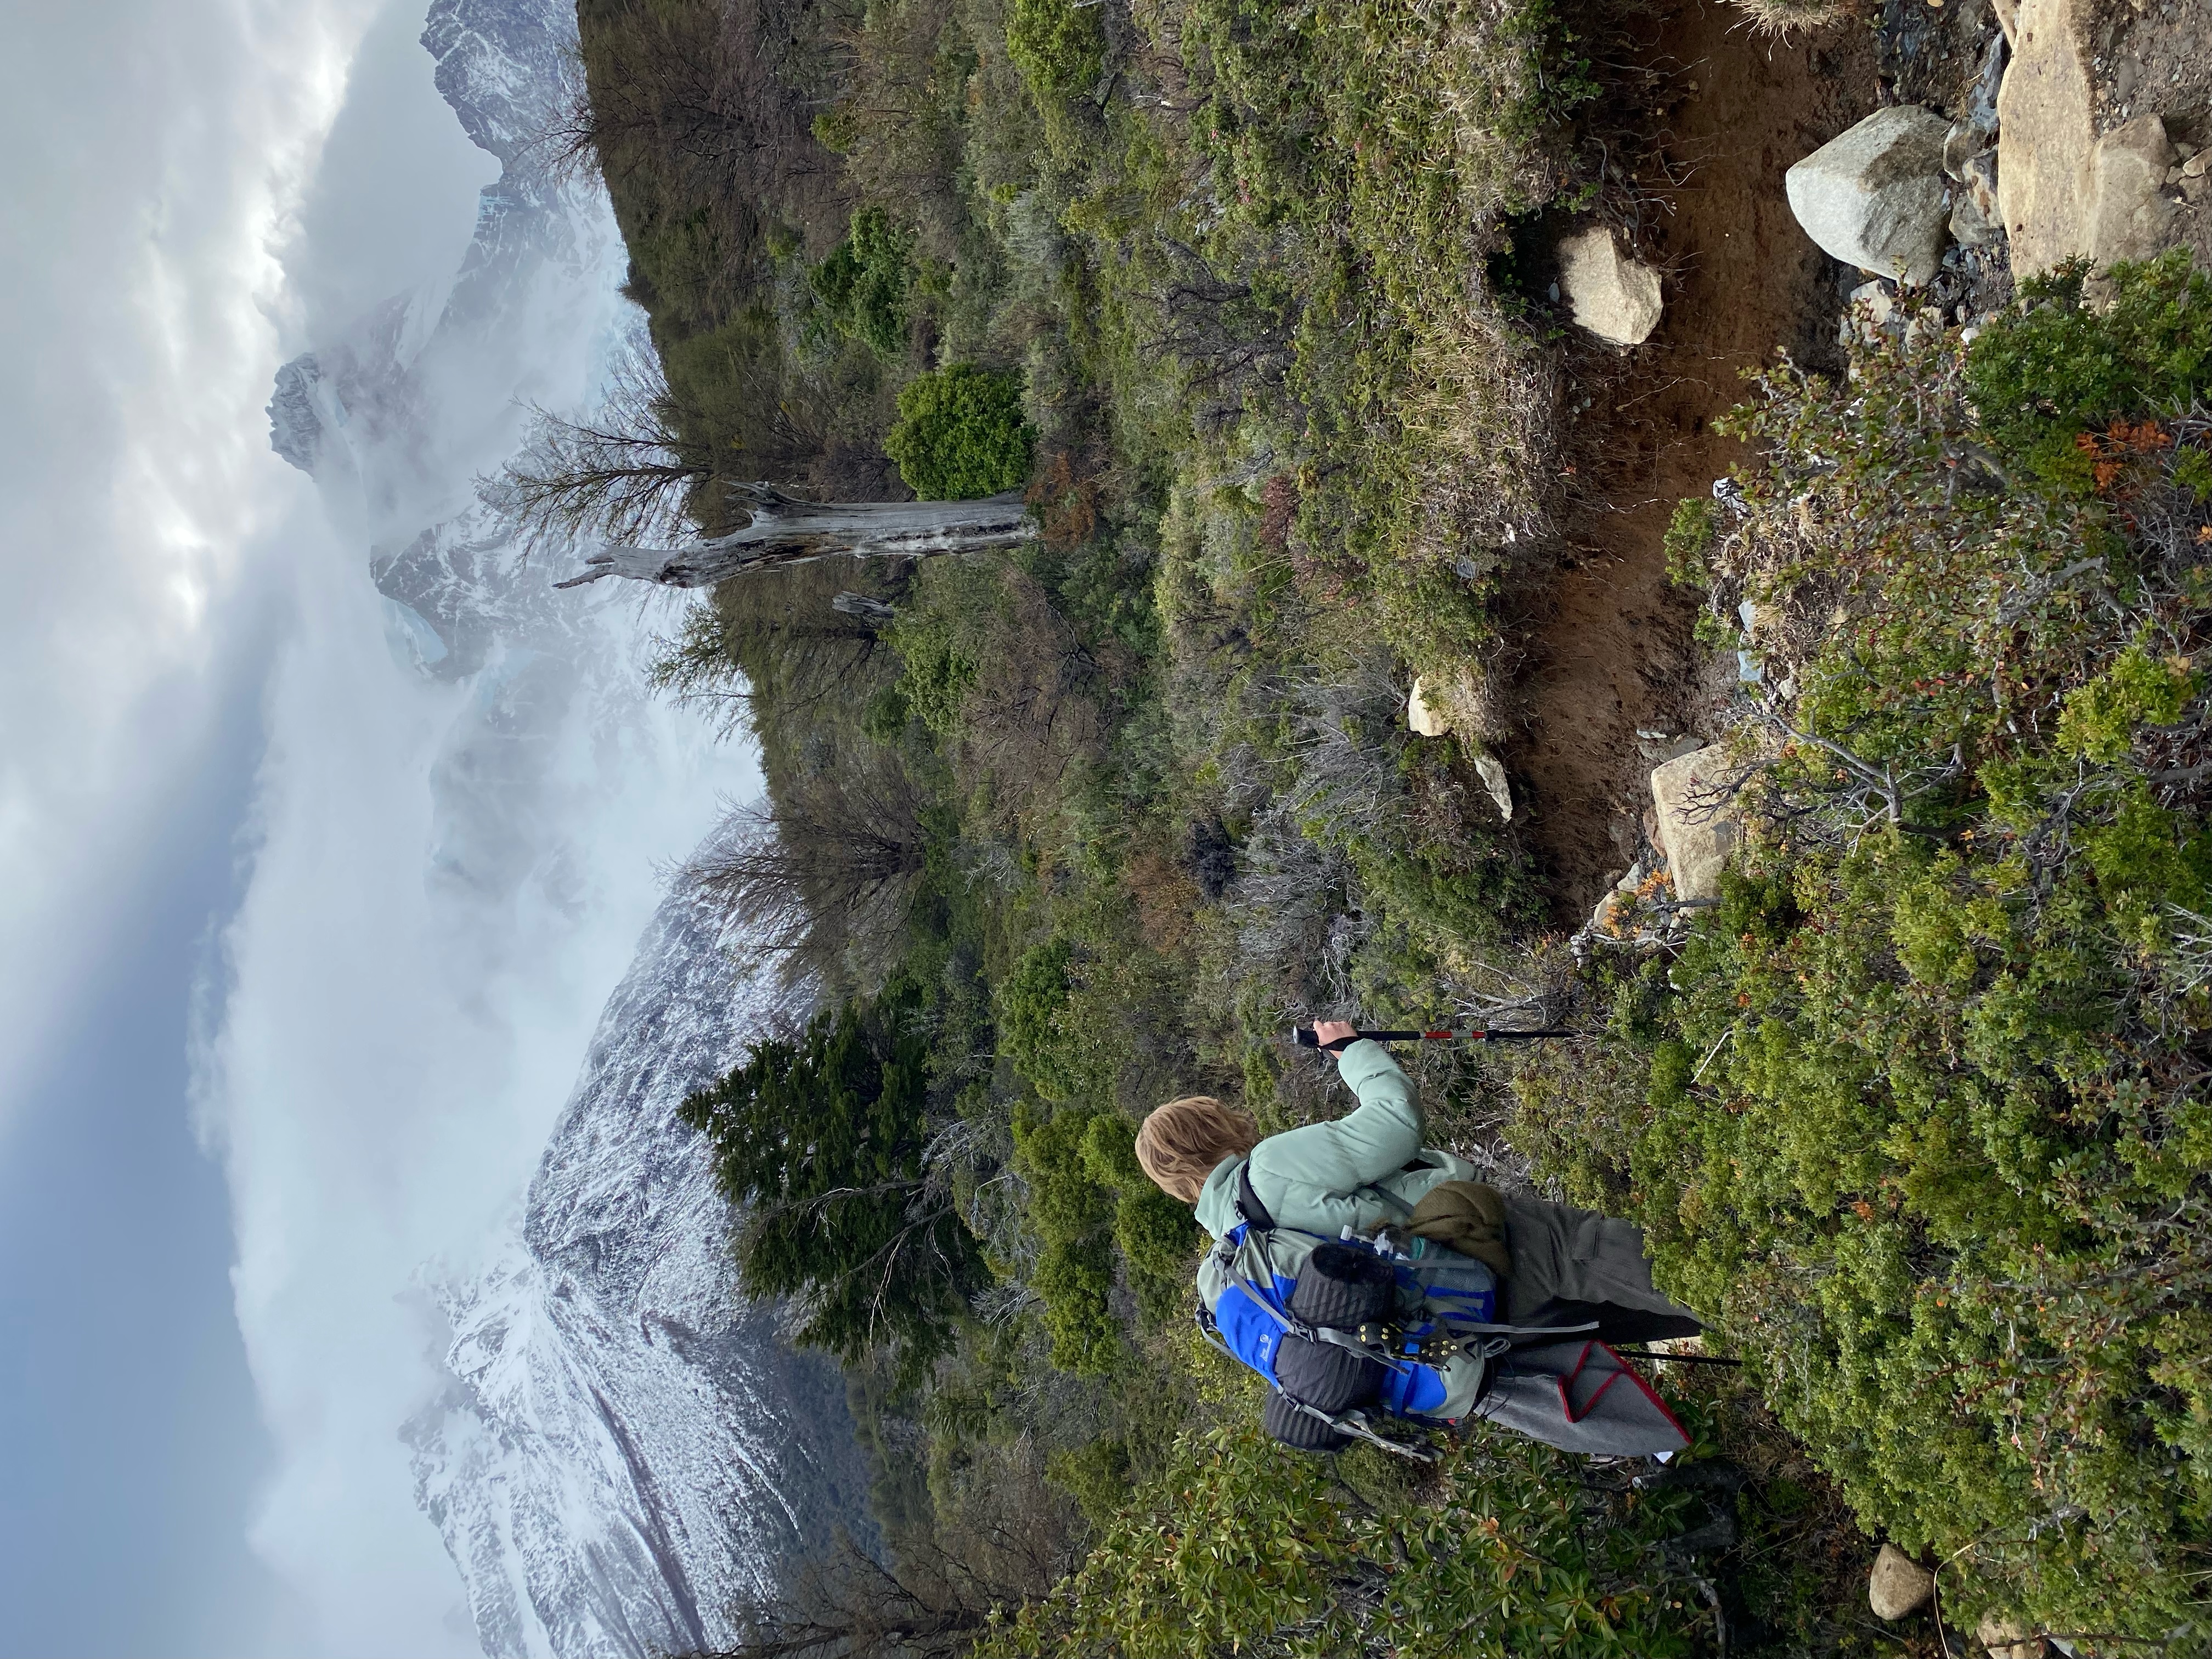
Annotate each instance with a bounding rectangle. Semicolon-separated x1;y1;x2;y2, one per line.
1195;1166;1592;1458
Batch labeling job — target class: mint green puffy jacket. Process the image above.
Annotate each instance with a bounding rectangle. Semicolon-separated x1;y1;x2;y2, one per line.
1192;1039;1476;1242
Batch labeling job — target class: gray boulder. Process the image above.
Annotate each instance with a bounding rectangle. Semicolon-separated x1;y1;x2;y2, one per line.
1786;106;1953;286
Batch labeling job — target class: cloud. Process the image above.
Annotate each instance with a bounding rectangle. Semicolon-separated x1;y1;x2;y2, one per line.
0;0;382;1140
198;535;752;1655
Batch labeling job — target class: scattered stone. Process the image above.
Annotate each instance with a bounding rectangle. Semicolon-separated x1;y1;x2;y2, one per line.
1850;279;1896;326
1786;105;1953;286
1650;747;1741;903
1945;121;1993;182
1977;1611;2048;1658
1408;676;1451;737
1951;151;2006;245
1869;1543;1935;1619
1472;751;1514;822
2186;150;2212;179
1636;730;1705;764
1556;225;1665;346
1408;675;1513;818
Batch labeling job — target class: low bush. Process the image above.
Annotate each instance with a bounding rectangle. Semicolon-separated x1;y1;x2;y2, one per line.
886;362;1036;499
1512;257;2212;1640
980;1424;1711;1658
1004;0;1105;98
807;204;915;359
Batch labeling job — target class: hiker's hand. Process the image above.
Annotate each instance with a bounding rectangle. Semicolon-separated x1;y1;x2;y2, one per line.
1312;1020;1357;1052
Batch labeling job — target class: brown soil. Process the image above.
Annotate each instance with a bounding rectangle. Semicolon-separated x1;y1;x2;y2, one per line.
1497;2;1882;926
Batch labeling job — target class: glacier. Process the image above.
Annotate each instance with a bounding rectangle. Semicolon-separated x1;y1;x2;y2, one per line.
265;1;874;1652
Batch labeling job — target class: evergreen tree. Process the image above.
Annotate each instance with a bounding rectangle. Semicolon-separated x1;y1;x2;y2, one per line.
680;984;985;1375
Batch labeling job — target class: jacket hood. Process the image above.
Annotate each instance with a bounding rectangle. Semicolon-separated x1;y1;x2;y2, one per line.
1192;1154;1249;1240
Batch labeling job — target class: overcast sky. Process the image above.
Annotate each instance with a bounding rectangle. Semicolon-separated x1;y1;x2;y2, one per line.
0;2;744;1653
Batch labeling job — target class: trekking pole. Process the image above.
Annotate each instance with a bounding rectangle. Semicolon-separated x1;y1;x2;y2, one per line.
1293;1025;1572;1051
1614;1348;1743;1368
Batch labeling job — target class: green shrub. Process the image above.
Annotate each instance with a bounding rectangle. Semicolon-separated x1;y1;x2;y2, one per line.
1013;1103;1122;1375
1005;0;1105;97
1080;1113;1202;1322
1515;279;2212;1638
885;363;1035;499
981;1425;1708;1658
1662;494;1718;588
1965;250;2212;460
807;204;914;359
999;936;1081;1097
887;610;980;737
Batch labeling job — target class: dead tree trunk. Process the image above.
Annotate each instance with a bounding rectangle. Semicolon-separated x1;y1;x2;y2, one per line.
554;486;1034;590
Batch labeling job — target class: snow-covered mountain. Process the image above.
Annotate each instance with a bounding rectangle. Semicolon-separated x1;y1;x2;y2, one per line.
264;3;873;1653
405;888;871;1659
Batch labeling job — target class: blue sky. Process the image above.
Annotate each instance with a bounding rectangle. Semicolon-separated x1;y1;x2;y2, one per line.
0;2;746;1651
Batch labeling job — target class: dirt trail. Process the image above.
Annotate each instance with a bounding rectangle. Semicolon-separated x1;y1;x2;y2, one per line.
1499;4;1880;925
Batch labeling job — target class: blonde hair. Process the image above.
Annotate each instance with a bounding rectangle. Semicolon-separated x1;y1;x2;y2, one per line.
1136;1095;1260;1204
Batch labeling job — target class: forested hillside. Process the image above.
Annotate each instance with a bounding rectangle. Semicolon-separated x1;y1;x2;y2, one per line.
541;0;2212;1651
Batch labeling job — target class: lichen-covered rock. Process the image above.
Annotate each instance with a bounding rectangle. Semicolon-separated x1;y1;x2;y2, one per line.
1951;150;2006;246
1471;750;1514;822
1786;105;1953;286
1556;224;1664;346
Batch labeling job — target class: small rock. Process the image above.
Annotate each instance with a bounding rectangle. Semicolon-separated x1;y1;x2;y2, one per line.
1951;151;2006;245
1850;279;1896;325
1556;225;1665;346
1786;105;1953;287
1977;1611;2048;1659
1901;308;1939;350
1589;891;1621;935
1990;0;2019;42
1944;120;1995;182
1471;750;1514;822
1869;1543;1934;1619
1408;676;1451;737
2186;151;2211;179
1650;747;1742;902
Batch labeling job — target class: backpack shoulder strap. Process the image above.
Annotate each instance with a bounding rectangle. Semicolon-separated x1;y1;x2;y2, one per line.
1235;1161;1277;1232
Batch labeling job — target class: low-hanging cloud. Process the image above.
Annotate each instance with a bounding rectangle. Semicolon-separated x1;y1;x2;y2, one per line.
198;535;752;1657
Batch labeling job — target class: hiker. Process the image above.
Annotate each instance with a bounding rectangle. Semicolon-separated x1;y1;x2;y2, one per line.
1136;1022;1703;1457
